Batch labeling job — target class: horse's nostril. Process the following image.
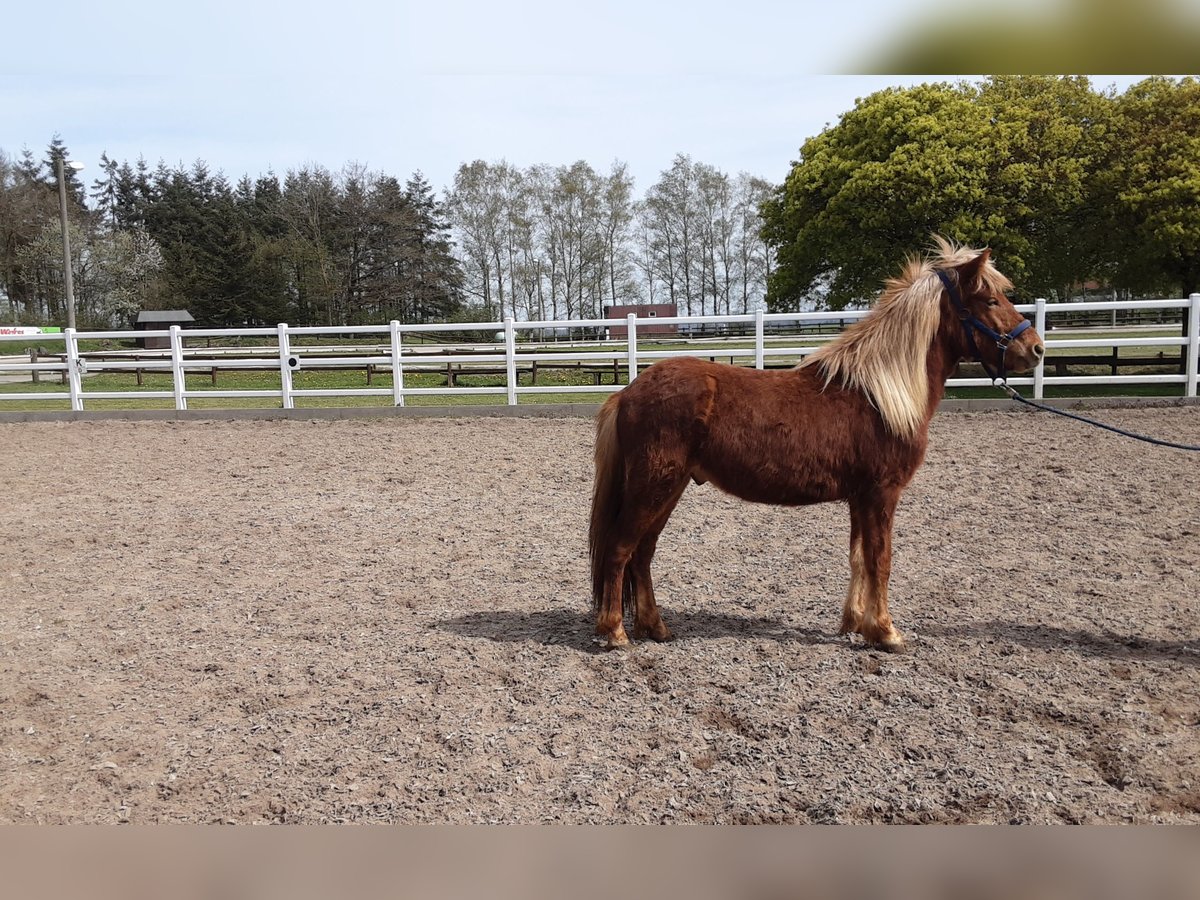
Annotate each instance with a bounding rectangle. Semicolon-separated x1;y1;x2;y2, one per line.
1033;344;1045;358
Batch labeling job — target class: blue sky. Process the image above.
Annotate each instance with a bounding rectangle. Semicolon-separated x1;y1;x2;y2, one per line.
1;0;1151;195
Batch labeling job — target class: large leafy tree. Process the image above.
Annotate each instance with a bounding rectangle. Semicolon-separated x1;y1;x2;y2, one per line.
977;75;1115;300
762;82;993;310
762;78;1124;310
1104;77;1200;297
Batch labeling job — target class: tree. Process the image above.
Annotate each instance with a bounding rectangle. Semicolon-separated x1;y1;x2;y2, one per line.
598;161;639;307
12;221;70;323
541;161;607;319
694;162;735;315
506;168;545;321
1104;77;1200;297
762;82;993;310
0;141;91;324
42;137;87;209
280;165;341;325
868;0;1200;76
77;227;165;326
977;75;1115;300
232;172;291;324
0;149;54;321
641;155;701;315
90;152;122;228
446;161;507;317
399;173;464;323
761;79;1125;310
113;157;154;230
732;173;773;314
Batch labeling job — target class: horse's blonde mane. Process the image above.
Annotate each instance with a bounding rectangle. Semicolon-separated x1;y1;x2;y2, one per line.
802;236;1011;439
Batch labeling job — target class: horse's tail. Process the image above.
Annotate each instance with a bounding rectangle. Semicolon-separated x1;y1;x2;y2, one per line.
589;392;631;616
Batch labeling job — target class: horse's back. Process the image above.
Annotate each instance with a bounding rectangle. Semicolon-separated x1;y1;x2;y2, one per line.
622;355;837;429
614;356;721;445
616;357;917;506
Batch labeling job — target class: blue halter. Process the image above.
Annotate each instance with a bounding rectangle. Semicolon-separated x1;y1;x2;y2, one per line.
936;269;1031;384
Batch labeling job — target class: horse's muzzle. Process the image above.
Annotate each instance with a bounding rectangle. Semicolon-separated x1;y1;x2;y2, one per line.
1008;335;1045;374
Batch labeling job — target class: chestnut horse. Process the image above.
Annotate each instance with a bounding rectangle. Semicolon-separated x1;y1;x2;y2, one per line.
588;238;1044;651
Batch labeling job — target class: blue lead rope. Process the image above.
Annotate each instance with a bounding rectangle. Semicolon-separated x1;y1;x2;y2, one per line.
997;383;1200;452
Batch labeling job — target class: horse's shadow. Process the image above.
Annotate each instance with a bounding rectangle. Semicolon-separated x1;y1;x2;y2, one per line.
434;607;837;652
436;609;1200;666
922;621;1200;667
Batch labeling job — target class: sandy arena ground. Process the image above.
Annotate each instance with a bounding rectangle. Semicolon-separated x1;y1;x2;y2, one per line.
1;405;1199;824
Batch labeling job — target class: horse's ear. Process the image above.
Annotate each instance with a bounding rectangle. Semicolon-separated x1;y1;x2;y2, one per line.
955;249;991;289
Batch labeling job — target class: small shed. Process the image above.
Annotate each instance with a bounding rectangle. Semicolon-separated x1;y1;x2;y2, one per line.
135;310;194;349
604;303;678;338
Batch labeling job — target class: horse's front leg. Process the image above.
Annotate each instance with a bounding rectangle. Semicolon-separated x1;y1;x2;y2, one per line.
848;488;906;652
629;485;688;642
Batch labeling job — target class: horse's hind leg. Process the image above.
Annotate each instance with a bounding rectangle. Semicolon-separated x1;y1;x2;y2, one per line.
839;508;866;636
594;493;668;649
595;538;635;649
595;465;688;649
629;487;687;642
629;535;671;642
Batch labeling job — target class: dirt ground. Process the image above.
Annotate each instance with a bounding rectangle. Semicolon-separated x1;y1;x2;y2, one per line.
2;405;1199;824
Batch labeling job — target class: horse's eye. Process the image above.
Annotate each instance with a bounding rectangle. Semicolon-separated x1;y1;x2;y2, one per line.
986;298;999;308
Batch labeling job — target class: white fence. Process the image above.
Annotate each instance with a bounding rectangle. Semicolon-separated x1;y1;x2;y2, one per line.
1;296;1198;411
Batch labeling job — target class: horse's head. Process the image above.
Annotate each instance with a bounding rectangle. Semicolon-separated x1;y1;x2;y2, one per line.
940;250;1044;380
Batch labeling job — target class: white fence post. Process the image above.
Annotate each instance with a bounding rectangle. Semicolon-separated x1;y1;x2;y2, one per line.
626;313;638;383
169;325;187;410
390;320;404;407
64;328;83;411
755;309;765;370
1187;293;1200;398
505;316;517;406
277;323;294;410
1034;298;1047;400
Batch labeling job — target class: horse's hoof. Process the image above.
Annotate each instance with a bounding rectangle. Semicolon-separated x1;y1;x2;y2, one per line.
875;635;907;654
594;633;630;651
634;623;674;642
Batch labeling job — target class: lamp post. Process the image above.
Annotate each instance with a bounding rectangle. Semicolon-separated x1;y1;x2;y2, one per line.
56;156;85;330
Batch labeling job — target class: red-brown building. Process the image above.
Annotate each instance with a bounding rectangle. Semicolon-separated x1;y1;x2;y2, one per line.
604;303;678;338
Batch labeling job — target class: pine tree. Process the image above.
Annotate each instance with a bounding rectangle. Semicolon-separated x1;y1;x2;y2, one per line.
43;136;86;204
404;172;464;323
91;152;121;228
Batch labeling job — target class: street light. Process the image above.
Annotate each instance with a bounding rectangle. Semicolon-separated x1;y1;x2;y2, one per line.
56;156;85;330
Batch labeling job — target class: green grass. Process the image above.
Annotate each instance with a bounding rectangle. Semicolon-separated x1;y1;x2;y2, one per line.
1041;328;1183;357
